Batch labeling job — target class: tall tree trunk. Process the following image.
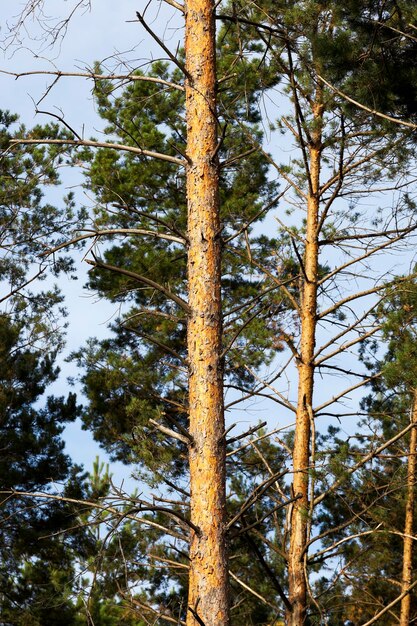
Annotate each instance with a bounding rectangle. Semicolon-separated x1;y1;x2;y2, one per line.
399;389;417;626
184;2;229;625
287;102;323;626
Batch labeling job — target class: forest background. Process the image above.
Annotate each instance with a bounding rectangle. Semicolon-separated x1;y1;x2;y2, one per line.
1;2;417;626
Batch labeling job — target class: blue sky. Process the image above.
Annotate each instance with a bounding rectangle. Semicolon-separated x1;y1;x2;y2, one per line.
0;1;183;489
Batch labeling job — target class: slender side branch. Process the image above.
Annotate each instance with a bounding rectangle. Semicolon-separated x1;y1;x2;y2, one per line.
319;275;417;320
314;374;380;413
314;305;382;360
226;421;268;446
318;224;417;287
314;422;415;507
317;73;417;130
0;490;185;540
40;228;186;257
229;571;281;612
315;325;380;366
360;578;417;626
0;68;185;90
162;0;185;13
149;419;191;446
10;138;185;166
85;257;191;313
135;10;190;80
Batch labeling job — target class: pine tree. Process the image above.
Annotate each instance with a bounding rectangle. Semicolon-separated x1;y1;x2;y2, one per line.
215;2;417;623
318;278;417;625
0;111;91;625
59;13;289;622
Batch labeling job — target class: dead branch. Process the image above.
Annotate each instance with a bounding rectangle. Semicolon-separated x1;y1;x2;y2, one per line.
226;421;268;445
85;256;191;314
314;374;380;413
317;73;417;130
135;9;190;80
149;418;190;445
0;68;184;91
229;570;282;612
10;138;185;166
314;421;415;507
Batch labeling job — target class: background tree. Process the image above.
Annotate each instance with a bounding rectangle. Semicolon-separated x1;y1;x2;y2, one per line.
314;278;417;625
215;2;417;623
0;110;96;625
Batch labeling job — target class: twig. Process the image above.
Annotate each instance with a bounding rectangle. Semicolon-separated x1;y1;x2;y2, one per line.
135;9;190;80
0;68;184;91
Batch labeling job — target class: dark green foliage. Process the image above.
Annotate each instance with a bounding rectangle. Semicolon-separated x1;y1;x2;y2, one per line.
4;1;417;622
0;110;86;295
0;313;84;625
313;278;417;624
325;1;417;121
72;44;288;481
0;110;94;625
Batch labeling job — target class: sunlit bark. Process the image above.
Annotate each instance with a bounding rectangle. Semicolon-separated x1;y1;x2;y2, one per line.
399;389;417;626
185;0;229;624
287;99;323;626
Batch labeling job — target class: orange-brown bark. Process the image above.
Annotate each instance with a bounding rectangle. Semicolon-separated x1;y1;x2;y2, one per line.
399;389;417;626
287;107;323;626
184;1;229;625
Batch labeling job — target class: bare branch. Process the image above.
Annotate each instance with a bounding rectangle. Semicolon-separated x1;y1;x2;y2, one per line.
318;224;417;287
315;325;380;367
0;265;47;304
10;138;185;166
314;374;380;413
0;489;186;540
85;256;191;314
314;305;382;361
149;419;190;446
135;10;190;80
314;422;415;507
40;228;186;258
309;525;383;562
229;571;281;612
162;0;185;12
123;595;187;625
317;73;417;130
0;68;184;91
360;578;417;626
319;272;417;320
227;471;289;530
226;421;268;446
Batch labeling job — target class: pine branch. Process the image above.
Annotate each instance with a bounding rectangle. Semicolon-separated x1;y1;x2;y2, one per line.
314;421;415;507
10;138;185;166
85;256;191;314
1;68;184;90
317;73;417;130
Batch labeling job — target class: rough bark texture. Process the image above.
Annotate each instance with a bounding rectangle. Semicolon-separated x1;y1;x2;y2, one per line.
184;1;229;625
287;103;323;626
399;390;417;626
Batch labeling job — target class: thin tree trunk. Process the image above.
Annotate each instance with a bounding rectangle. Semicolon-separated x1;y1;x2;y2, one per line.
287;102;323;626
399;389;417;626
184;1;229;625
